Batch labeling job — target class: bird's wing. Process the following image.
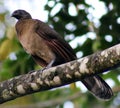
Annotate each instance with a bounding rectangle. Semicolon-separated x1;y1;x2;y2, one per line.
35;20;77;62
31;54;48;67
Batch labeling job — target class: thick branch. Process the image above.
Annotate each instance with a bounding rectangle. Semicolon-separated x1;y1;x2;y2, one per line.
3;86;120;108
0;44;120;104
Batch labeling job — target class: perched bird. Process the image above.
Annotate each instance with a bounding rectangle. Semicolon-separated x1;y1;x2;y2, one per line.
12;9;113;99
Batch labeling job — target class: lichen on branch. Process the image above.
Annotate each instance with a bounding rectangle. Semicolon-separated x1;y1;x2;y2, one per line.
0;44;120;104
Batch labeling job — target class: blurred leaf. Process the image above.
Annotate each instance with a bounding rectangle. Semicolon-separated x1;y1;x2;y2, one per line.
0;13;5;21
6;27;16;39
92;38;101;51
0;39;13;60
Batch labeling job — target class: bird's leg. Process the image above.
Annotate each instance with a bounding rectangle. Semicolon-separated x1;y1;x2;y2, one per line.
41;58;56;72
43;59;55;70
47;58;56;68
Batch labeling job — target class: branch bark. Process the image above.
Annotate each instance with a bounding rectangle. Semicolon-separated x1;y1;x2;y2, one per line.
2;86;120;108
0;44;120;104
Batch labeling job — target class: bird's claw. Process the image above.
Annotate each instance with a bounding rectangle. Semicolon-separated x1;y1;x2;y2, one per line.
28;70;36;74
38;67;48;72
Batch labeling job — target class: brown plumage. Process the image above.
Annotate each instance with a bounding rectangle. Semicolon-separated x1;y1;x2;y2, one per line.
12;10;113;99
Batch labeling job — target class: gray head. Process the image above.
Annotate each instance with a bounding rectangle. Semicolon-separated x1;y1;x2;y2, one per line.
12;9;32;20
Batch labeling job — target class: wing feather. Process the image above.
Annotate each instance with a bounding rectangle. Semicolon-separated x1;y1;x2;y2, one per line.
35;20;76;63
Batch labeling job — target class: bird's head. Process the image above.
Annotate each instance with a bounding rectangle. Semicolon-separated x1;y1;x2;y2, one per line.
12;10;32;20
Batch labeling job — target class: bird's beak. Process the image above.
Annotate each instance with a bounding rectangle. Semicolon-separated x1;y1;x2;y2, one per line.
11;13;15;17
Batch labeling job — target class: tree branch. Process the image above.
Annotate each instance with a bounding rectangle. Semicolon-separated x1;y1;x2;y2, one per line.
0;44;120;104
2;86;120;108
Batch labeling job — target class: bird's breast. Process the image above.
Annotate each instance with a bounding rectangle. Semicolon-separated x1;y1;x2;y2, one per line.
17;26;55;64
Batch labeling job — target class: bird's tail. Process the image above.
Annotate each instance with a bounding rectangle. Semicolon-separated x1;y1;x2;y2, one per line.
81;75;113;100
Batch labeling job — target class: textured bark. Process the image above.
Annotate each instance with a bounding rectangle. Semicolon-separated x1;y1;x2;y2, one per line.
1;86;120;108
0;44;120;104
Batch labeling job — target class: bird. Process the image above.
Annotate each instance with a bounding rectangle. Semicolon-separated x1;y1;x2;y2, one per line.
12;9;113;100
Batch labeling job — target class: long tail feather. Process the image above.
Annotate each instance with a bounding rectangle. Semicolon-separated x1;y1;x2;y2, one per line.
82;75;113;100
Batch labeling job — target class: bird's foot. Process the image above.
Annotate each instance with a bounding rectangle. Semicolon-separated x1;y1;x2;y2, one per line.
28;70;36;74
28;66;50;74
38;67;47;73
